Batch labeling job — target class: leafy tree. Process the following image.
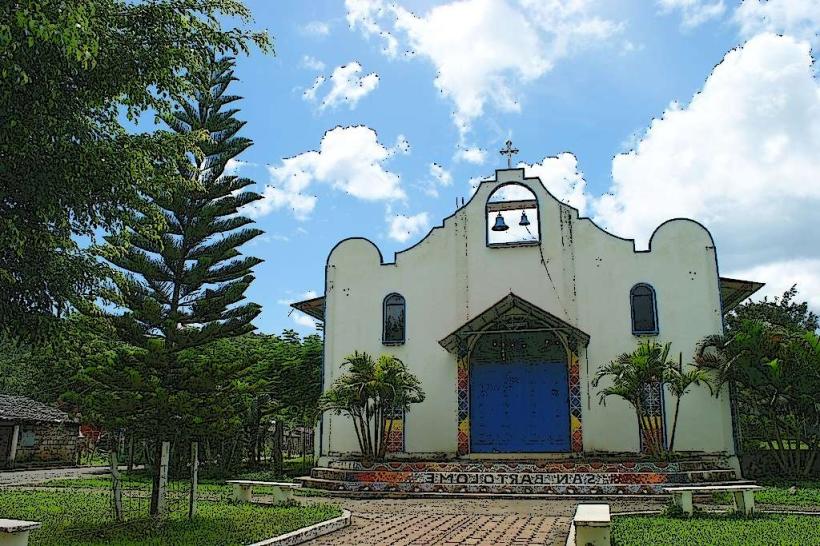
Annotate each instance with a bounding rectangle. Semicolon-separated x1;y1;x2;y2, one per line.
594;341;672;457
594;341;709;457
696;320;820;476
0;315;118;407
90;55;263;515
726;285;818;334
320;352;425;462
0;0;270;340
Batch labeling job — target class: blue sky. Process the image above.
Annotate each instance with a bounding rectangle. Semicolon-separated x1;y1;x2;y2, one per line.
221;0;820;334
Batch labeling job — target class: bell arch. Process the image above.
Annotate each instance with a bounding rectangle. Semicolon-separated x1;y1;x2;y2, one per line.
486;183;540;247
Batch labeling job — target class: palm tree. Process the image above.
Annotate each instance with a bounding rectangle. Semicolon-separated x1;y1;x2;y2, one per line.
593;341;675;457
319;351;425;462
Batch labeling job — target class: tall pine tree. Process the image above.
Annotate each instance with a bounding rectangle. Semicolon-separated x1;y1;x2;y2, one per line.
98;55;263;515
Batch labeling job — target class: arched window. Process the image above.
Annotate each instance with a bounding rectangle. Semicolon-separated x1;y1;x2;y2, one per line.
383;293;406;344
630;284;658;335
486;183;540;247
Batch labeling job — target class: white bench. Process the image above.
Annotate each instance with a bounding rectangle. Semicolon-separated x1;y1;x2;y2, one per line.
664;484;763;516
226;480;302;504
0;519;41;546
569;504;611;546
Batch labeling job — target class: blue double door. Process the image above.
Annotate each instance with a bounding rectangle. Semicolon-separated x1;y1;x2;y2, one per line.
470;360;570;453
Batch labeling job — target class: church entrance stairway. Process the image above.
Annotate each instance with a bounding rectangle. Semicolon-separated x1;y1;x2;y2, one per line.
297;455;746;498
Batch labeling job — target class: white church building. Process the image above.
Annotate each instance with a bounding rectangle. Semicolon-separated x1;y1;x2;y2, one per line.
294;165;762;470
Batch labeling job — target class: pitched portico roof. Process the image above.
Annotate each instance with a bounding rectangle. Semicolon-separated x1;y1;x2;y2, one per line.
291;296;325;321
438;293;591;354
719;277;765;313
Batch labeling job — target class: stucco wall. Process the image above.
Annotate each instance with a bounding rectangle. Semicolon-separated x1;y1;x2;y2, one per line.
321;169;733;458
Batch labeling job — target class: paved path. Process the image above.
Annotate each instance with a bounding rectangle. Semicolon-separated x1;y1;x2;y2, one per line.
0;466;111;486
304;498;664;545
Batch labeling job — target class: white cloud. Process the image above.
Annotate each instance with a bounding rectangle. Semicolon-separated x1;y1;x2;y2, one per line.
430;163;453;186
300;21;331;37
394;134;411;155
420;162;454;197
344;0;400;57
224;158;255;176
302;76;325;102
455;146;488;165
387;211;431;242
728;259;820;311
246;126;407;220
467;174;494;196
250;185;318;221
324;62;380;110
301;55;326;71
346;0;621;137
734;0;820;47
657;0;726;28
660;0;820;43
593;33;820;313
302;62;379;111
520;153;588;214
292;313;319;329
279;290;320;330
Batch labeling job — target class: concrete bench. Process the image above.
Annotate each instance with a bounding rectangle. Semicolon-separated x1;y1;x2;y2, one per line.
0;519;42;546
570;504;611;546
226;480;301;504
664;484;763;516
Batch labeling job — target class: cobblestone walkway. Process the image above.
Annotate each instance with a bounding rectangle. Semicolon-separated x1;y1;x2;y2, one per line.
304;498;662;545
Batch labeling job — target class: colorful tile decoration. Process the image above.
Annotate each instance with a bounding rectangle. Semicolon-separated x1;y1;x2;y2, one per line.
640;381;666;453
456;350;583;455
457;355;470;455
385;407;405;453
306;457;736;496
568;351;583;453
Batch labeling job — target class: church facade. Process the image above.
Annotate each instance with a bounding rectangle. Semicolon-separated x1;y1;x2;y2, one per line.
294;168;762;466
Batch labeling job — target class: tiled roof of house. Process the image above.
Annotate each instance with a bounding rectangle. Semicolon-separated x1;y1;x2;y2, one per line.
0;395;77;424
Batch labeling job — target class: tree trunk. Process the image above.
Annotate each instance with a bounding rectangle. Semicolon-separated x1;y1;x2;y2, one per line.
149;440;170;518
127;436;134;473
669;396;682;454
272;421;284;474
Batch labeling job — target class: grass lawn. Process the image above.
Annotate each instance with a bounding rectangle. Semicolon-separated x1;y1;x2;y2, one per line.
711;480;820;508
612;513;820;546
0;489;341;546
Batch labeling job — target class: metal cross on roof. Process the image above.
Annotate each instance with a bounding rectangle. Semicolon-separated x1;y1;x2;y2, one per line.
499;140;519;168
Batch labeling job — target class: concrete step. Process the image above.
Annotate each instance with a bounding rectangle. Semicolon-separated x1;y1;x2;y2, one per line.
325;458;733;474
310;466;737;484
299;468;742;496
297;476;748;498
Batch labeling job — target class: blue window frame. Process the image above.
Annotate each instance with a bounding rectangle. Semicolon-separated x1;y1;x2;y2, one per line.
383;293;406;345
630;283;659;335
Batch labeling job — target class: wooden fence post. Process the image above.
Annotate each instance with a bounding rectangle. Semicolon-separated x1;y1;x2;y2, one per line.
189;442;198;520
156;441;170;518
110;450;123;521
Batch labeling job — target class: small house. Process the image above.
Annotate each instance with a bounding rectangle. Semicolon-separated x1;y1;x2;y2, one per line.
0;395;79;468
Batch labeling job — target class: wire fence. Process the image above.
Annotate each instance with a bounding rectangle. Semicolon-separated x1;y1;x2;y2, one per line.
109;441;199;522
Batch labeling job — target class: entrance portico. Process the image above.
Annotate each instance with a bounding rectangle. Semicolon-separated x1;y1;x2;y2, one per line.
439;294;590;456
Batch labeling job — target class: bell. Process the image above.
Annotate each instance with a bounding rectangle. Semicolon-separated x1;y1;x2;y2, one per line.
519;211;531;227
492;212;509;231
